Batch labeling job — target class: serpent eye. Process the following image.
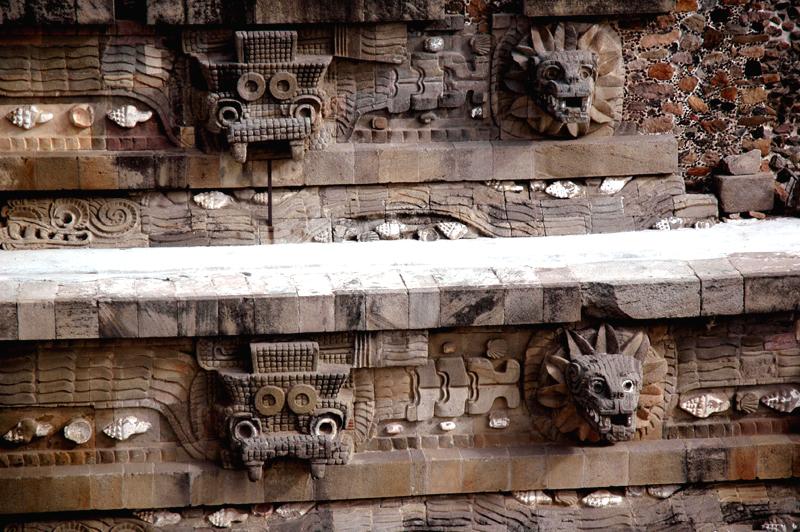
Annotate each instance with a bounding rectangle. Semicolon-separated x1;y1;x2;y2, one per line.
541;65;562;81
590;379;606;394
622;379;635;392
580;66;594;79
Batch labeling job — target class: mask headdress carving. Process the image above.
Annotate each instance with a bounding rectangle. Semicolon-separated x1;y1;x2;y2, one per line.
530;324;668;443
496;21;623;138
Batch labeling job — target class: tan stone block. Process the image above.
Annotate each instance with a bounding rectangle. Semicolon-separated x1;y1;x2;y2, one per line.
89;464;125;509
686;438;728;483
545;446;585;489
628;439;687;485
294;273;335;332
727;440;757;481
730;255;800;314
35;156;79;190
689;258;744;316
186;154;221;188
121;463;156;508
55;281;99;339
361;270;409;331
453;141;493;181
248;272;301;334
17;280;57;340
508;445;547;490
354;144;380;184
756;436;794;479
78;156;119;190
271;157;304;187
378;144;420;183
401;270;440;330
135;279;178;338
315;451;413;500
492;141;535;181
304;143;355;186
583;445;629;487
0;156;36;190
117;155;155;189
219;153;250;187
460;447;511;493
422;447;464;494
494;266;544;325
418;142;456;182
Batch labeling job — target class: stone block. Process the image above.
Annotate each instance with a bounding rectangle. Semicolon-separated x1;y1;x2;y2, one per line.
35;156;79;190
303;144;355;186
545;446;585;489
17;281;57;340
721;149;762;176
628;440;687;485
689;258;744;316
493;266;544;325
714;173;774;214
378;144;420;184
507;445;547;490
534;135;678;180
0;281;18;340
213;274;255;335
686;439;728;483
173;276;219;336
756;436;794;479
423;448;464;494
360;270;409;331
572;260;701;319
460;447;511;493
401;271;440;330
536;267;581;323
433;268;504;327
730;254;800;314
134;279;178;338
246;272;300;335
453;142;493;182
97;278;139;338
492;141;535;181
54;281;99;339
294;273;335;333
329;273;367;330
583;445;629;488
525;0;674;16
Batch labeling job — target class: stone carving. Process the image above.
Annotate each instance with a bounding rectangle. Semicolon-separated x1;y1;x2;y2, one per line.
494;19;623;138
106;104;153;128
654;216;685;231
545;180;582;199
679;392;730;418
193;191;236;210
761;386;800;413
647;485;681;499
513;490;553;506
134;510;182;527
68;105;94;128
439;420;456;431
736;391;760;414
207;508;248;528
0;198;146;250
102;415;152;441
63;418;93;445
528;324;667;442
215;340;353;480
600;176;632;195
184;30;330;163
2;418;53;444
582;490;624;508
6;104;53;129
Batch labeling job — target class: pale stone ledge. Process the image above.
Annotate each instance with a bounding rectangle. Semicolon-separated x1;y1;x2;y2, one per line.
0;435;795;513
0;219;798;341
524;0;675;17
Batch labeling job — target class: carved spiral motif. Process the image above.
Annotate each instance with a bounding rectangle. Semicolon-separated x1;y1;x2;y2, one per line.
50;199;90;230
88;199;140;238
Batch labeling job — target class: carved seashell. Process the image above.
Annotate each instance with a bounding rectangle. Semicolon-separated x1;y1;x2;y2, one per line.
424;36;445;52
486;338;508;359
385;423;404;435
437;221;469;240
442;342;457;354
470;34;492;56
276;502;315;519
679;393;730;418
736;391;760;414
417;226;440;242
2;418;53;444
582;490;624;508
553;490;579;506
439;421;456;431
486;180;524;193
654;216;684;231
530;180;547;192
600;176;632;195
134;510;181;527
193;191;235;209
107;105;152;128
63;417;93;445
513;490;552;506
694;219;715;229
311;230;331;243
357;231;380;242
760;386;800;413
489;414;509;429
375;221;408;240
470;106;483;119
647;484;681;499
102;415;151;441
207;508;248;528
69;105;94;129
6;105;53;130
251;192;270;205
545;180;582;199
626;486;646;497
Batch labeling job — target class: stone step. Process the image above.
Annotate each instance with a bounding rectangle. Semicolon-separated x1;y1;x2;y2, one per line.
1;218;799;341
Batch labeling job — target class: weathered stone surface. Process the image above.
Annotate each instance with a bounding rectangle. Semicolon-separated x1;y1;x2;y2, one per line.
689;258;744;316
714;173;775;214
525;0;674;16
721;150;762;176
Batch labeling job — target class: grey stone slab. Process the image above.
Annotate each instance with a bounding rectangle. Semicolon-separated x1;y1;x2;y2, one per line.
400;270;440;330
492;141;535;181
689;258;744;316
525;0;674;16
213;274;255;336
134;279;178;338
729;253;800;314
714;173;775;214
17;280;56;340
294;273;335;333
0;281;19;341
359;270;410;331
96;278;139;338
55;281;99;339
174;275;219;337
534;135;678;180
328;273;367;331
536;267;581;323
492;266;544;325
247;272;301;335
571;260;701;319
432;268;504;327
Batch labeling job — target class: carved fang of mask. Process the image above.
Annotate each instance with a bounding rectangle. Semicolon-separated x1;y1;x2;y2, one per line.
530;50;597;125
